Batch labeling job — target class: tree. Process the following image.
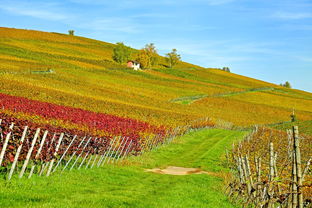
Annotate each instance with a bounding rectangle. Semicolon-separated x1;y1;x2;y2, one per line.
284;81;291;88
112;42;132;64
166;49;181;68
143;43;158;67
135;49;150;69
222;67;230;72
68;30;75;36
280;81;292;88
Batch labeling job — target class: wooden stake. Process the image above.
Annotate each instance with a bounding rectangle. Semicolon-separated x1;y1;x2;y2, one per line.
19;128;40;178
237;157;244;183
28;130;49;178
46;133;64;176
302;157;311;181
53;135;77;172
293;126;303;208
81;138;99;169
114;137;129;163
7;126;28;180
39;162;48;176
79;151;91;169
244;156;252;196
0;123;14;166
292;150;298;207
106;137;126;164
268;142;275;208
120;140;133;161
84;153;93;169
62;136;86;171
69;136;92;170
101;136;120;166
98;137;117;167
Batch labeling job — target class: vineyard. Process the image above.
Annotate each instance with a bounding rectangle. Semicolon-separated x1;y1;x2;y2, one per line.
0;27;312;132
0;111;215;179
0;27;311;207
227;126;312;207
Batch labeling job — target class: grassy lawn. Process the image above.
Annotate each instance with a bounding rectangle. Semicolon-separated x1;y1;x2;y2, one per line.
0;129;247;208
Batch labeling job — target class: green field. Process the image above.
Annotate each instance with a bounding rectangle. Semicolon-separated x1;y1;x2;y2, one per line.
0;129;246;208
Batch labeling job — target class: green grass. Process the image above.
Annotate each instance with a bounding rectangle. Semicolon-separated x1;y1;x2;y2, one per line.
0;129;246;208
171;87;275;104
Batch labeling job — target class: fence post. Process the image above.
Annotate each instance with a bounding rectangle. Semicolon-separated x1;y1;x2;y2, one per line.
293;126;303;208
19;128;40;178
106;137;126;164
7;126;28;180
115;137;129;163
28;130;49;178
62;136;86;171
38;133;56;176
46;133;64;176
90;138;104;168
117;140;133;163
0;123;14;166
53;135;77;172
302;157;311;181
292;148;298;207
80;138;99;169
69;137;92;170
101;136;119;166
97;137;115;167
84;152;93;169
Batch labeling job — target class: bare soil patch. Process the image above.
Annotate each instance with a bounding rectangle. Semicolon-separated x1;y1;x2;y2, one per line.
145;166;214;176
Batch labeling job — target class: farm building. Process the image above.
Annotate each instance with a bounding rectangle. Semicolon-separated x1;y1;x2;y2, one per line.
127;60;140;70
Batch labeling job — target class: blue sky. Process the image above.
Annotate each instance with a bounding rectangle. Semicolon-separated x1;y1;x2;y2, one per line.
0;0;311;92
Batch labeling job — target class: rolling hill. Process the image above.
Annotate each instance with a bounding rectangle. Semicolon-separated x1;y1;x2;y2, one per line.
0;27;312;135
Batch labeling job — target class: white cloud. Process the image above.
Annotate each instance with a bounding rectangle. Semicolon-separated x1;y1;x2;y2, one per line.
0;2;72;21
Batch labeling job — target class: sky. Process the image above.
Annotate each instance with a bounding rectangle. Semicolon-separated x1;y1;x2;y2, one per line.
0;0;311;92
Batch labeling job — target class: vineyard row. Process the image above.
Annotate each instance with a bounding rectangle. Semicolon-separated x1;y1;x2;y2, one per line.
0;115;214;180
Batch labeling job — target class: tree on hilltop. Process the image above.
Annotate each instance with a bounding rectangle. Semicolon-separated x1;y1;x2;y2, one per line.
68;30;75;36
113;42;132;64
166;49;181;68
222;67;230;72
280;81;292;88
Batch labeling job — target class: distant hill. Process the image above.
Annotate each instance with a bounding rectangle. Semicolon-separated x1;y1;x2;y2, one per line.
0;27;311;134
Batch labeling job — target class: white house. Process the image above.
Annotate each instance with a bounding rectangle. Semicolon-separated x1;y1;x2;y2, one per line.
127;60;140;70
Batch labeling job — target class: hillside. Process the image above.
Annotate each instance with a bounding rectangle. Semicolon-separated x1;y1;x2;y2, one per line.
0;27;312;134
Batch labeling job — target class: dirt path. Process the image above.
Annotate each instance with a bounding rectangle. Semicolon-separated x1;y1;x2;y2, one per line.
145;166;210;175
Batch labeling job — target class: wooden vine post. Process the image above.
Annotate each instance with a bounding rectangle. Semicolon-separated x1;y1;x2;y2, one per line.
0;123;14;166
53;135;77;172
46;133;64;176
19;128;41;178
293;126;303;208
28;130;49;178
62;136;86;171
7;126;28;180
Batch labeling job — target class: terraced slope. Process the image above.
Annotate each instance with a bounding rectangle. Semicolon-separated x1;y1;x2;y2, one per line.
0;27;312;133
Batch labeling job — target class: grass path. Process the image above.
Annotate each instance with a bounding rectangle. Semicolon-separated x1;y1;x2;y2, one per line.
0;129;247;208
171;87;274;104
